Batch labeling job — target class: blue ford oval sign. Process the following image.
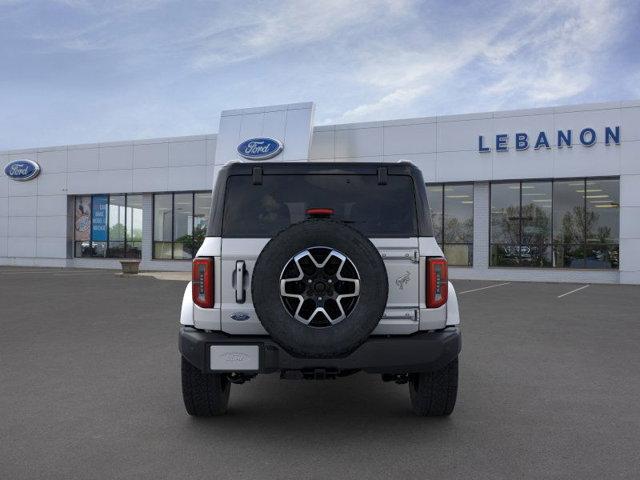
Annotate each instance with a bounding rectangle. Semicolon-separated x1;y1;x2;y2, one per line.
237;137;283;160
4;159;41;181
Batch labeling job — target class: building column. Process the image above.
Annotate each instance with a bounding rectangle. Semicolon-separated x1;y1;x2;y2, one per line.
619;174;640;284
473;182;490;271
142;193;153;263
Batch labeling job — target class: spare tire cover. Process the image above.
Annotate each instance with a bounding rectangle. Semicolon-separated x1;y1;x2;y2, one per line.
252;219;388;358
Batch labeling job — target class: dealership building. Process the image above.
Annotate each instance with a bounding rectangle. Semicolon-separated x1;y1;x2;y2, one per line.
1;100;639;284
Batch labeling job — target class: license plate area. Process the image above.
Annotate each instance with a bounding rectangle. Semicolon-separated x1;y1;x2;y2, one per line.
209;345;260;371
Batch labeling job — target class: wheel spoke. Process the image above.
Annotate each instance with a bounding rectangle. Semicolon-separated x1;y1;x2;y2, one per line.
280;246;360;327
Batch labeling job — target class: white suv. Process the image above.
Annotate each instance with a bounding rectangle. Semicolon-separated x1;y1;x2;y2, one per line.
179;162;461;416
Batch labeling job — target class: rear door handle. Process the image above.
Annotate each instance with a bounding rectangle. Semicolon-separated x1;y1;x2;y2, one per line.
235;261;246;303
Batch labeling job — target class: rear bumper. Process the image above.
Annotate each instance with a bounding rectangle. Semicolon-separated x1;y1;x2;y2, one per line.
179;326;461;375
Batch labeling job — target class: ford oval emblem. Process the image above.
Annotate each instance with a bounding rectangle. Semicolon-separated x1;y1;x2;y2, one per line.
230;312;250;321
237;137;283;160
4;159;41;182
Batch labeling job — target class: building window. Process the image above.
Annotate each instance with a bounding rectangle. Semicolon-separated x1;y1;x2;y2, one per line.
152;191;212;259
490;178;619;269
74;194;143;259
426;183;473;266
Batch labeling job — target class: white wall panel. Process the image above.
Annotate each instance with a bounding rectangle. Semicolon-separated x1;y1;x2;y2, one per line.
206;138;217;165
437;150;492;182
309;130;335;160
383;123;436;155
37;172;67;195
99;144;133;170
36;237;67;258
37;195;67;217
554;108;622;144
8;217;36;237
167;165;208;191
620;107;640;142
8;196;37;216
67;171;102;195
68;147;99;171
620;140;640;175
97;169;133;193
437;118;493;152
214;113;243;165
553;142;620;178
169;140;206;167
8;178;37;196
492;145;554;180
239;112;265;140
133;167;169;192
620;174;640;206
0;171;7;197
282;106;315;162
134;142;169;169
620;206;640;238
334;127;382;158
7;237;36;257
37;215;67;237
37;149;67;173
262;110;287;142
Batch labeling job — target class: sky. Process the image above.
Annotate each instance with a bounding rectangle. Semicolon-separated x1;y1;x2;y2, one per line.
1;0;639;150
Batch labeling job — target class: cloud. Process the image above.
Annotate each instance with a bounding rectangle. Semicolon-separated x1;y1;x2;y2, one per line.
0;0;635;149
190;0;413;70
334;0;627;122
481;0;622;104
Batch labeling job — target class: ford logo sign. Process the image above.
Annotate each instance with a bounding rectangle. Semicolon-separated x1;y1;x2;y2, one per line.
230;312;250;321
237;137;283;160
4;159;41;182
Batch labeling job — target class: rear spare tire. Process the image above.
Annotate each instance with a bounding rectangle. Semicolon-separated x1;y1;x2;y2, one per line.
252;219;388;358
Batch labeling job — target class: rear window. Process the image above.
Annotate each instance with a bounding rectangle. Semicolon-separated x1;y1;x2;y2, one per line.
222;174;418;237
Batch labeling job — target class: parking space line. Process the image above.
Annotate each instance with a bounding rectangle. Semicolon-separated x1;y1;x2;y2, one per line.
458;282;511;295
557;284;590;298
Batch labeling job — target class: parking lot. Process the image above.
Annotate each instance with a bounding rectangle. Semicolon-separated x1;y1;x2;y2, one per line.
1;267;639;479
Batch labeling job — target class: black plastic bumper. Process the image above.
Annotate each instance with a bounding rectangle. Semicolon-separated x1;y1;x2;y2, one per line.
179;326;461;375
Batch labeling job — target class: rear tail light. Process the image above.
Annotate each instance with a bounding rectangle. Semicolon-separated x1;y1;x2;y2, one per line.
427;257;448;308
192;258;214;308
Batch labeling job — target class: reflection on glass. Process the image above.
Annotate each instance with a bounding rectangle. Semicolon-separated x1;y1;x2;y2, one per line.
520;181;552;267
173;193;193;259
491;178;620;269
107;195;126;258
444;184;473;266
490;183;520;266
152;192;212;260
193;192;212;254
586;179;619;244
491;183;520;245
444;184;473;243
427;183;473;266
73;194;143;259
426;185;443;244
154;194;172;260
126;194;143;258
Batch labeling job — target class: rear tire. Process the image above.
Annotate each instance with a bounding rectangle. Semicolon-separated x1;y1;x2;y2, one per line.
181;357;231;416
409;357;458;416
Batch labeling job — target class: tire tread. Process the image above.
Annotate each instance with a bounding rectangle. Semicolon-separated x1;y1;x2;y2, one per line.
181;357;231;416
409;357;458;416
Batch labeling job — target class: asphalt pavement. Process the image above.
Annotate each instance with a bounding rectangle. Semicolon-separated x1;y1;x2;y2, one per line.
1;267;639;479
